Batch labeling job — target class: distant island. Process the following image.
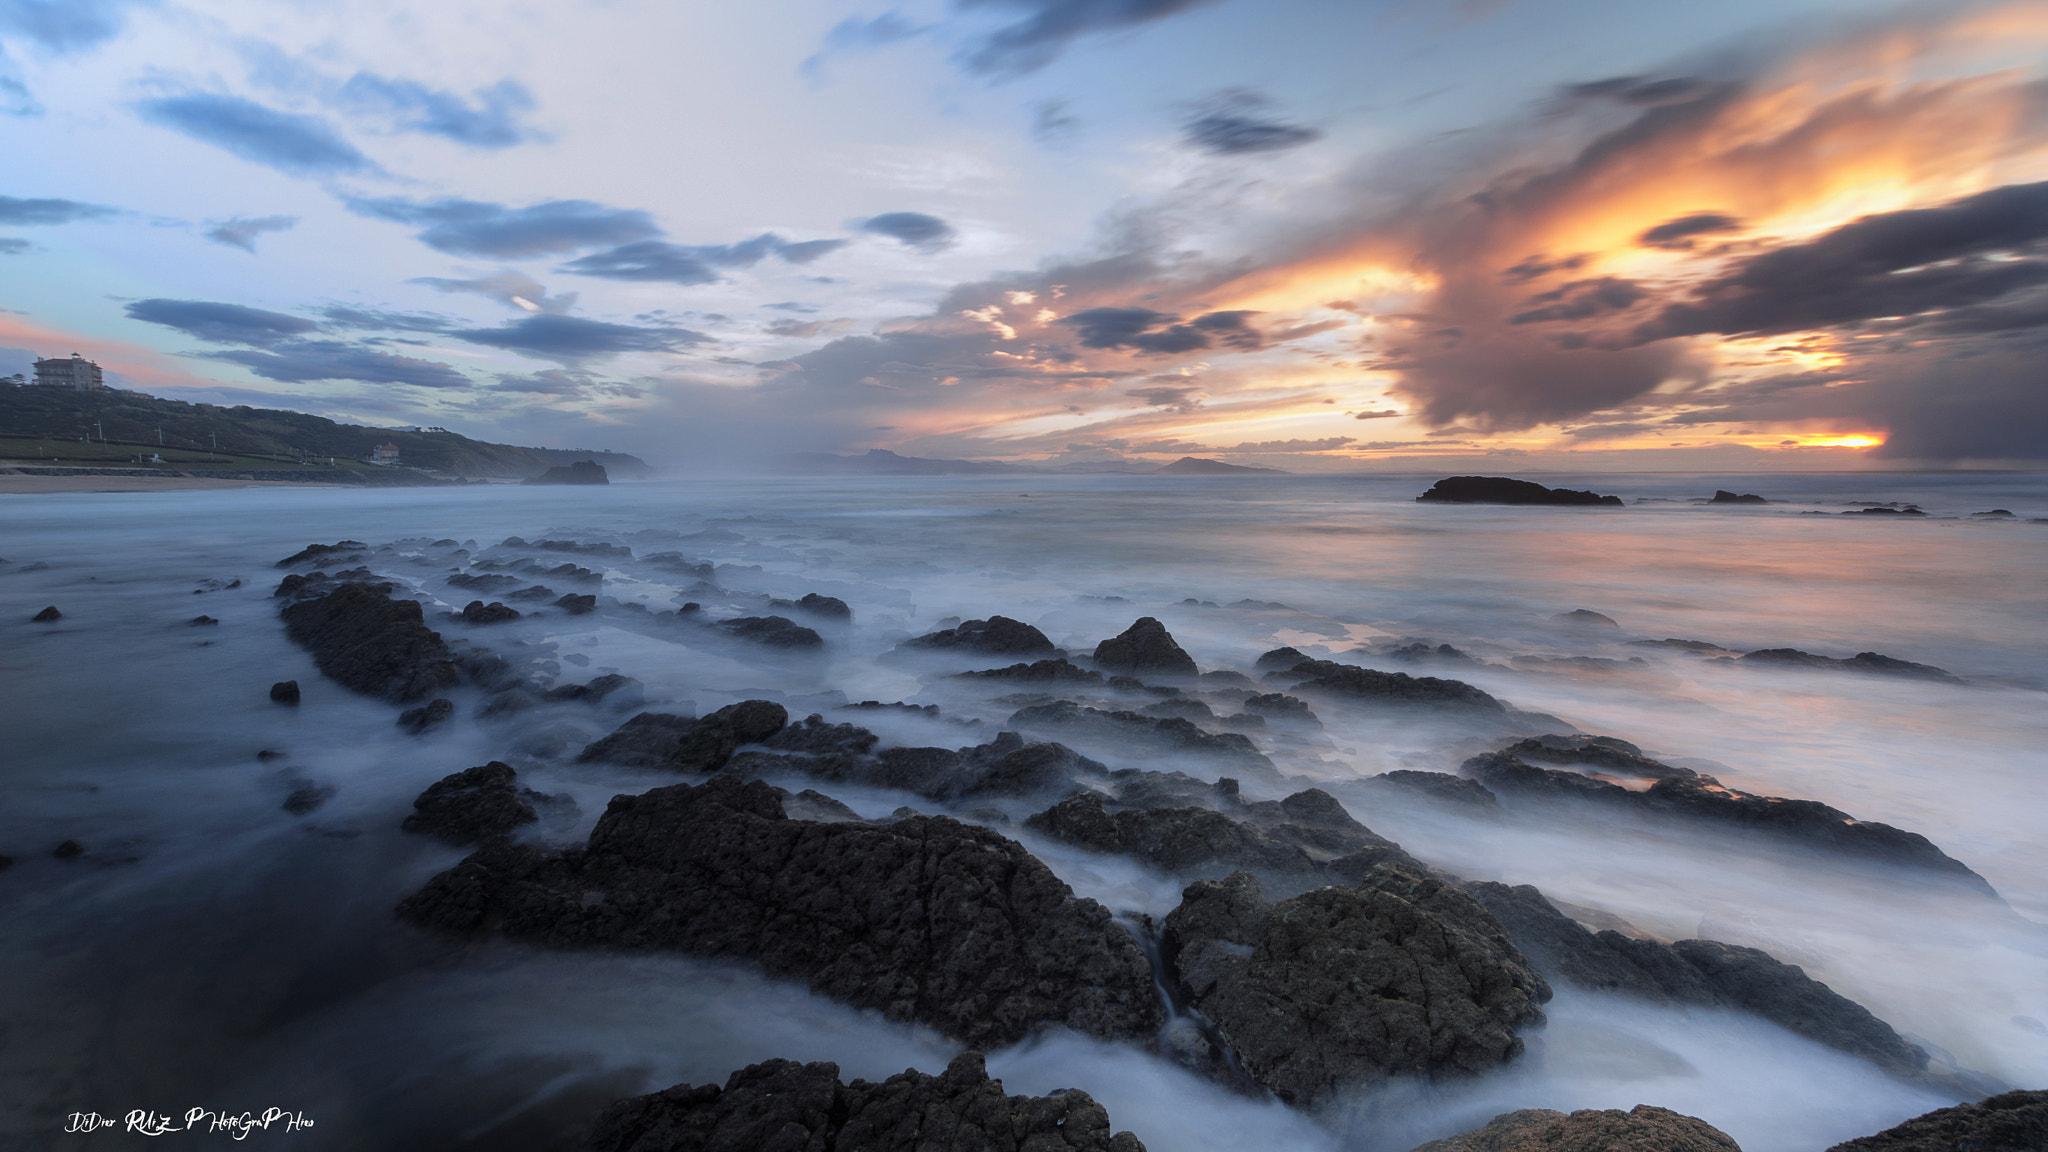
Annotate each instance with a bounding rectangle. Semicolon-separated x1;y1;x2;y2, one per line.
777;448;1287;476
1416;476;1624;506
0;383;648;480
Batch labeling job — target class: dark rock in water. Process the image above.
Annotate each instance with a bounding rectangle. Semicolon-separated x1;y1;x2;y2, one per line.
1710;490;1769;504
954;658;1103;684
1462;751;1995;894
31;605;60;622
54;839;84;858
506;584;556;602
1408;1105;1740;1152
1386;642;1482;667
1254;646;1307;670
401;761;544;845
460;600;521;625
1628;638;1730;652
279;582;460;702
1162;865;1550;1106
281;783;334;815
780;788;862;823
522;460;609;485
1007;700;1276;775
768;592;851;621
447;572;522;593
1093;617;1199;677
1843;506;1924;515
1824;1089;2048;1152
1271;657;1509;715
397;773;1162;1047
745;728;1109;806
1416;476;1623;507
903;615;1056;657
536;539;633;557
1555;608;1619;628
1465;882;1927;1075
1243;692;1320;726
269;680;300;705
1971;509;2017;518
1027;789;1419;886
189;615;218;626
1142;697;1214;721
274;540;368;568
585;1051;1148;1152
397;697;454;735
716;615;823;649
548;673;644;707
1740;648;1960;683
579;700;790;772
1507;734;1695;780
1366;770;1501;810
556;593;597;616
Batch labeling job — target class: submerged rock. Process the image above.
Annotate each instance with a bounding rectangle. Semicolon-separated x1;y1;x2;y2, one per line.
1407;1105;1740;1152
955;658;1102;684
1270;657;1509;714
1824;1089;2048;1152
269;680;300;705
1555;609;1619;628
586;1051;1147;1152
1162;865;1550;1106
1416;477;1623;507
1711;489;1769;504
401;761;546;845
522;460;609;485
903;615;1056;656
274;540;368;568
1093;617;1199;677
1007;700;1276;775
397;774;1162;1047
716;615;824;649
30;605;60;622
460;600;521;625
278;581;460;703
397;697;454;735
556;593;597;615
1738;648;1960;683
1365;770;1501;810
578;700;790;772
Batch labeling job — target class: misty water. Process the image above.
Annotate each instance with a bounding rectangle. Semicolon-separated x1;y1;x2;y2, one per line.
3;471;2044;1151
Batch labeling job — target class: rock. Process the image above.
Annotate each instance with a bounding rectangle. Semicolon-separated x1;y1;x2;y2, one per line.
1555;609;1619;628
522;460;609;485
54;839;83;858
1465;882;1927;1075
189;615;218;626
274;541;368;568
547;673;645;708
1971;509;2017;518
269;680;301;705
585;1051;1147;1152
507;584;556;602
1843;506;1924;515
716;615;824;649
744;728;1110;806
397;698;455;735
781;788;862;822
1242;692;1320;726
1162;865;1549;1106
1710;490;1769;504
1738;648;1959;682
955;658;1103;684
460;600;521;625
1007;701;1276;775
447;572;523;593
1365;770;1502;810
1627;638;1730;652
1824;1089;2048;1152
278;582;460;703
556;593;597;615
31;605;59;622
397;774;1162;1047
578;700;790;772
401;761;543;845
903;615;1057;656
1093;617;1199;677
770;592;851;621
1142;698;1214;721
1271;657;1509;715
1406;1105;1740;1152
281;783;334;815
1416;477;1623;506
1254;646;1306;670
1505;735;1695;781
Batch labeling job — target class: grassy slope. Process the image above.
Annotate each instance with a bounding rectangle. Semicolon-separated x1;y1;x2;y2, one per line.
0;385;651;478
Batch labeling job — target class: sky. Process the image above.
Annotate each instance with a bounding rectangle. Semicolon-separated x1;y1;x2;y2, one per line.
4;0;2048;472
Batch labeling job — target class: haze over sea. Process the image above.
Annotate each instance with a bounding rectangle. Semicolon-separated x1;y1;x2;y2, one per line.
2;471;2043;1151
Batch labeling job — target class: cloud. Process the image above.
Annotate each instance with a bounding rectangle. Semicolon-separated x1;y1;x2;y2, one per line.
125;298;320;346
1637;212;1742;250
0;195;117;225
204;215;297;252
559;234;848;284
1061;306;1257;353
1217;437;1352;452
0;0;154;52
347;197;659;259
137;94;373;175
858;211;957;252
1130;383;1203;411
1508;276;1642;324
953;0;1222;78
1183;90;1319;155
1032;98;1080;143
204;341;472;389
411;271;577;314
1353;409;1401;419
488;368;645;396
0;54;38;117
334;74;539;148
0;238;28;254
317;305;454;333
452;314;710;359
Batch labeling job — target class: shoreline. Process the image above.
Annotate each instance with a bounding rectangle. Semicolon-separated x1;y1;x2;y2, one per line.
0;464;460;494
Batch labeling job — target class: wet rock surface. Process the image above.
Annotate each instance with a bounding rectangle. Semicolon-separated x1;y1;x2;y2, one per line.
1264;656;1511;715
397;773;1163;1047
1737;648;1959;682
523;460;609;485
400;761;555;845
716;614;824;649
1416;476;1624;507
586;1051;1147;1152
733;726;1112;806
578;700;791;772
1406;1105;1741;1152
460;600;521;624
1006;700;1276;775
397;697;454;734
903;614;1057;656
268;680;300;705
277;580;460;703
1465;882;1928;1075
956;658;1103;684
1093;617;1198;677
1161;865;1550;1106
30;605;61;622
1824;1089;2048;1152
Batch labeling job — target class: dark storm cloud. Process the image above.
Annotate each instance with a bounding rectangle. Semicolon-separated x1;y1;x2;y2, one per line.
858;211;957;252
1509;277;1641;324
452;314;709;358
0;195;118;225
1061;306;1258;353
204;342;472;389
335;74;539;148
1637;212;1742;250
0;0;153;52
953;0;1221;78
560;234;849;284
204;215;297;252
346;197;660;259
137;94;374;175
125;298;320;346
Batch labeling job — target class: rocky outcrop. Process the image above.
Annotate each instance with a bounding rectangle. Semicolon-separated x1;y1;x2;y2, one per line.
275;540;368;568
770;592;851;621
1406;1105;1740;1152
1505;735;1695;781
30;605;60;622
397;774;1162;1047
578;700;790;771
585;1052;1147;1152
905;615;1057;656
1711;490;1769;504
1465;882;1927;1076
1462;751;1994;894
1416;477;1624;507
955;658;1103;684
269;680;300;705
1365;770;1501;810
1009;700;1273;767
716;615;823;649
1162;865;1550;1106
1737;649;1959;683
460;600;521;624
732;727;1111;806
1824;1090;2048;1152
1267;657;1510;715
522;460;609;485
1093;617;1198;677
401;761;552;845
397;697;454;734
557;593;597;615
278;581;460;702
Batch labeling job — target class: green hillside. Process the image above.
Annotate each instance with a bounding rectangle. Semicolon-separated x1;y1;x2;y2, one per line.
0;384;650;479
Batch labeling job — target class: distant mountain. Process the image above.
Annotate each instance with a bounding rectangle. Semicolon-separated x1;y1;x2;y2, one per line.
1153;456;1287;475
0;384;650;479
